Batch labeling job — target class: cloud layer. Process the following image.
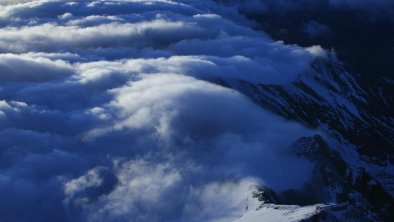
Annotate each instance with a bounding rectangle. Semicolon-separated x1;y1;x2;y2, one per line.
0;1;322;221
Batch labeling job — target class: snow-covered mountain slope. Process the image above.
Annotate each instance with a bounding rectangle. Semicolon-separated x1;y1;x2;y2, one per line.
229;56;394;192
216;55;394;221
216;2;394;219
234;204;319;222
223;182;373;222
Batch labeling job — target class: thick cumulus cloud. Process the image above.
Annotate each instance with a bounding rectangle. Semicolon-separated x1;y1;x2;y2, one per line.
0;1;322;222
0;54;73;82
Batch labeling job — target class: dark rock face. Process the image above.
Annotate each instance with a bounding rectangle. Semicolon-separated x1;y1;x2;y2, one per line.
209;4;394;217
252;185;281;204
179;2;393;220
233;57;393;165
214;0;394;161
293;135;393;221
226;56;394;220
254;135;393;221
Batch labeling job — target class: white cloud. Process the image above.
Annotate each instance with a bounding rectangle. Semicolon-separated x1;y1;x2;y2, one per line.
0;20;196;53
0;0;325;221
84;73;314;190
70;159;263;222
0;54;73;82
87;160;182;221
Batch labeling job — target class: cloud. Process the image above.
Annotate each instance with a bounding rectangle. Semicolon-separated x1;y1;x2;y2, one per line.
0;21;199;53
71;160;262;222
0;0;323;221
0;54;73;82
66;73;314;221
